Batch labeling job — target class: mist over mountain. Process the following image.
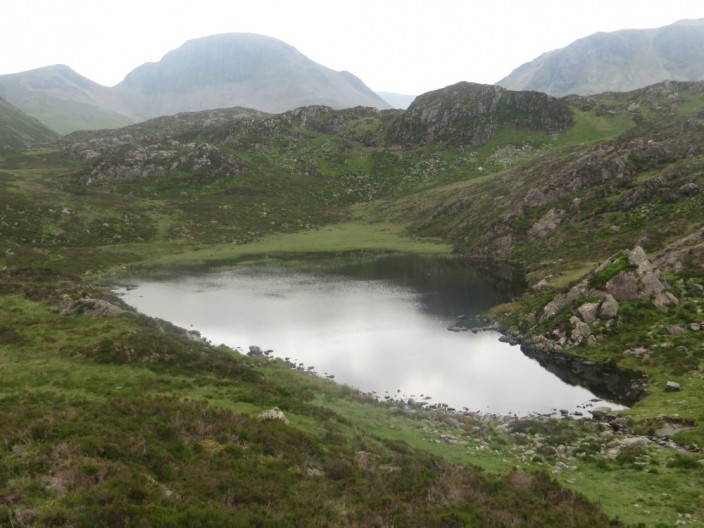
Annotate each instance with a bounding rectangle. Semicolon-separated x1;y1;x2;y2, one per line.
0;34;390;134
498;19;704;96
114;33;391;118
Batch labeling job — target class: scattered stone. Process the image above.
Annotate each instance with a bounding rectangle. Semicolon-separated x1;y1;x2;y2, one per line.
570;316;592;342
247;345;264;356
653;291;679;311
59;297;125;318
624;347;649;359
679;182;700;196
533;279;549;289
620;437;648;449
590;407;614;420
528;208;565;239
664;381;682;393
654;423;693;438
689;323;701;331
306;466;325;477
256;407;289;425
610;417;631;431
666;325;685;336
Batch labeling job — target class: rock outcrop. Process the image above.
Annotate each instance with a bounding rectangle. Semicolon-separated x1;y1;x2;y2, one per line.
386;82;573;146
57;297;125;318
538;246;678;348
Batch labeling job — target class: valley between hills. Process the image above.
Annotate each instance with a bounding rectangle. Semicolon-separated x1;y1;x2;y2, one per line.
1;78;703;527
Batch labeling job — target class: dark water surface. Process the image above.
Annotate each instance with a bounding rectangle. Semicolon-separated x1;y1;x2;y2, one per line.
116;254;624;416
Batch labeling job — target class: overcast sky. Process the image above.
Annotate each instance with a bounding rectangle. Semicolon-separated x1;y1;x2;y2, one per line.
3;0;704;95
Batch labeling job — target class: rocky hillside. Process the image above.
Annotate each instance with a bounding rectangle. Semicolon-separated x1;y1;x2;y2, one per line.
498;19;704;96
400;81;704;272
3;77;704;527
0;97;58;150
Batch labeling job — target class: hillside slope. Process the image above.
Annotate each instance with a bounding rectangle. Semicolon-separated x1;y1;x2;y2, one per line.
498;19;704;96
0;97;59;150
0;65;136;134
1;80;703;527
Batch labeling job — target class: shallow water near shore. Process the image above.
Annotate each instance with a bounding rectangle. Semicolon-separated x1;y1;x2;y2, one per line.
116;254;625;416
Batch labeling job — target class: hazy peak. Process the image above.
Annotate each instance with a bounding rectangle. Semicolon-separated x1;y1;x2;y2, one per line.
498;19;704;96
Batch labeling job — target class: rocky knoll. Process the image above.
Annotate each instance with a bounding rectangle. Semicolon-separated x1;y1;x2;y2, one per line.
59;105;388;185
385;82;573;146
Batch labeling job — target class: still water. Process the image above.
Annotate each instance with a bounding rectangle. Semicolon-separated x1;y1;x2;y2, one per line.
116;254;622;416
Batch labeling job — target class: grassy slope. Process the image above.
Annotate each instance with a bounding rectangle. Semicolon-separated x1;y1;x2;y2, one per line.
1;82;703;526
0;100;59;151
0;269;625;527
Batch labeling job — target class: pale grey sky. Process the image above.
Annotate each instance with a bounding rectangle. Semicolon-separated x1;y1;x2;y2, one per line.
3;0;704;94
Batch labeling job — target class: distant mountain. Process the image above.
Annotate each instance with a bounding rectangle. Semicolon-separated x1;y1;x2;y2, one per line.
0;34;391;134
0;65;136;135
498;19;704;96
0;97;59;150
377;91;416;109
114;33;391;118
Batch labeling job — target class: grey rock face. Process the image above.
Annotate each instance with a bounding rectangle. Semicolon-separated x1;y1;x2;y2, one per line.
528;208;565;239
606;271;640;301
570;315;592;343
577;302;599;325
598;294;619;319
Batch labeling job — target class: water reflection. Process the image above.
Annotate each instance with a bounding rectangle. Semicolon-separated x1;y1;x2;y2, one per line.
117;254;623;416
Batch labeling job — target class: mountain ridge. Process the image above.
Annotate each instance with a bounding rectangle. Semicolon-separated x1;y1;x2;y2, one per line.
498;18;704;96
0;33;390;134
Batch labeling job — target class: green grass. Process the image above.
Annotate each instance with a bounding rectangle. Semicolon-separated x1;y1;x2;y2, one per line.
556;109;635;146
0;273;631;526
123;222;452;272
2;81;704;526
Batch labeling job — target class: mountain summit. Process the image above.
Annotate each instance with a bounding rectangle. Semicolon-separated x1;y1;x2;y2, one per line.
0;33;390;133
498;19;704;96
115;33;391;118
